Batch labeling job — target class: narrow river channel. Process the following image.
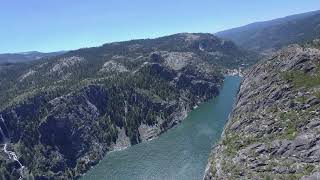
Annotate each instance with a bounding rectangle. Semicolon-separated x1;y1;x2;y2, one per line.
82;76;241;180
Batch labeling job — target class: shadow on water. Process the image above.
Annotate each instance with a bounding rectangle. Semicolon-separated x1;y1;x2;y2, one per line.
82;76;241;180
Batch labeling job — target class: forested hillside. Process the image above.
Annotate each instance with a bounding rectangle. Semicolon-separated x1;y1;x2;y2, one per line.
0;33;253;179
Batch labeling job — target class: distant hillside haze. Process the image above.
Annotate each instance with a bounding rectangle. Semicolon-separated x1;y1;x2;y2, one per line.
0;51;66;63
216;10;320;53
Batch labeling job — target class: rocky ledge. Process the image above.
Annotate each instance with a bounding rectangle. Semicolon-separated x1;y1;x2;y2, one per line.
204;45;320;179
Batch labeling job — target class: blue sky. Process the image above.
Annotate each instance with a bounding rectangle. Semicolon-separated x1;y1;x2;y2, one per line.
1;0;319;53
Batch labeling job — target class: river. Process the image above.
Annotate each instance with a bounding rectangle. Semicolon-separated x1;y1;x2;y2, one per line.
81;76;241;180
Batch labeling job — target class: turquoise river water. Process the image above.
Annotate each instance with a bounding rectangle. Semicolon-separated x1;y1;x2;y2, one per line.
82;76;241;180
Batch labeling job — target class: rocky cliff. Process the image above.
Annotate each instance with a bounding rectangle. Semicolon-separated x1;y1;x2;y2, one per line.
205;44;320;179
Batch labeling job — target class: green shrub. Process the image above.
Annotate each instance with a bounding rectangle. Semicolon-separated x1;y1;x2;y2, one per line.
281;66;320;89
304;164;315;174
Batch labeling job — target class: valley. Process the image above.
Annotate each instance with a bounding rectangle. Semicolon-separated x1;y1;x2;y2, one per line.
0;7;319;180
0;33;251;179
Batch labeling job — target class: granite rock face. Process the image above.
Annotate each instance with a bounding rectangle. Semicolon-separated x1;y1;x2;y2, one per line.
205;45;320;179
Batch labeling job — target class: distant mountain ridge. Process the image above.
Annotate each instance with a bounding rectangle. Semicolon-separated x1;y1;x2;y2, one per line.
216;10;320;53
0;51;67;63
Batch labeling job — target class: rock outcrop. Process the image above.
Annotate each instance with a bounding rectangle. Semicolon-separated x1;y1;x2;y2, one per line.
204;45;320;179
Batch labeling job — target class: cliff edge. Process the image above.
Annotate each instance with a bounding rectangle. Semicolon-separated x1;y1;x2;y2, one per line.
205;44;320;179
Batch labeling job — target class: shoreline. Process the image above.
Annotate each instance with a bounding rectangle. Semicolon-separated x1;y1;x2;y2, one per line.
80;94;222;179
